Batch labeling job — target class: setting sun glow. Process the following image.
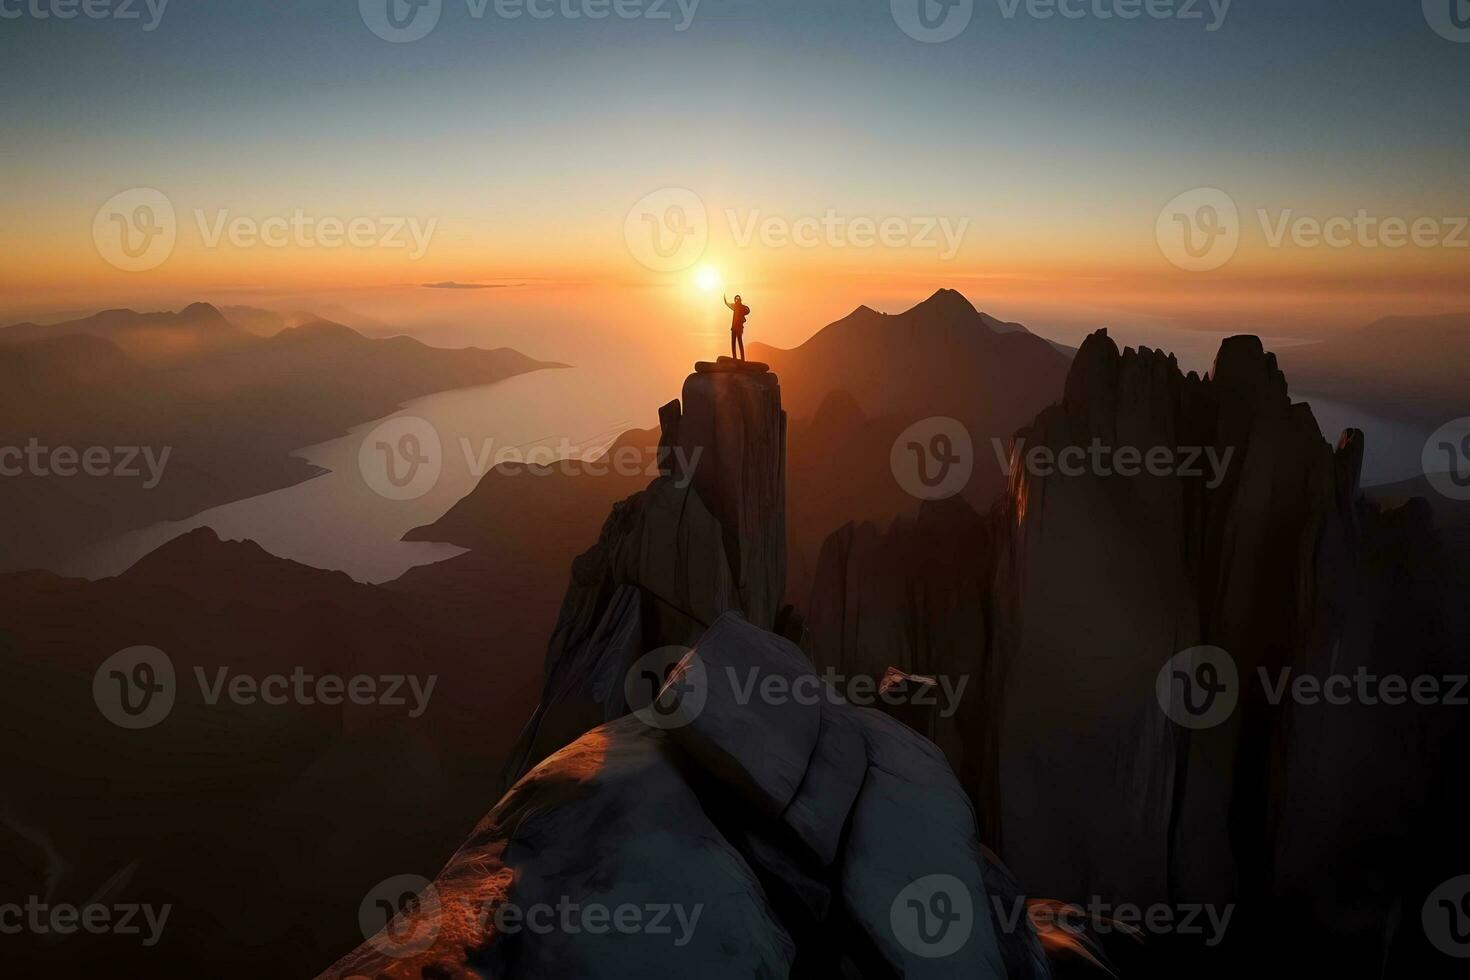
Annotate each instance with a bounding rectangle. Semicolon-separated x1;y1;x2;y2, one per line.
695;266;722;292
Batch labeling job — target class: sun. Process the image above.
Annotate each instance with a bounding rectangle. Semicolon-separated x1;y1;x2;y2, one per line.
695;266;722;292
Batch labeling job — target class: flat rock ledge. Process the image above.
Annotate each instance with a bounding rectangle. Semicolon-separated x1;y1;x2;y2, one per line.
696;356;771;374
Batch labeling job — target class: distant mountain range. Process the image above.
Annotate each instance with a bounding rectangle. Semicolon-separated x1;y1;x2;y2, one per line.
0;303;564;573
1279;312;1470;426
410;289;1072;597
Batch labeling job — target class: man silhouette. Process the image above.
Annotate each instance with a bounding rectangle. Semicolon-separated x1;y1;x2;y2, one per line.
724;293;750;361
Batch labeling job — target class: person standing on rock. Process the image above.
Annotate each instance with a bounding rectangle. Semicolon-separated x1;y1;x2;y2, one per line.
724;293;750;361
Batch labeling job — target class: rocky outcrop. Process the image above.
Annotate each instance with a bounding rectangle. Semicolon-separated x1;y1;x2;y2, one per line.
803;328;1468;973
505;364;787;781
805;496;997;798
318;613;1021;980
989;331;1386;919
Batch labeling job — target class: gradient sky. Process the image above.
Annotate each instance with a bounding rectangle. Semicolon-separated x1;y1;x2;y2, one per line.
1;0;1467;327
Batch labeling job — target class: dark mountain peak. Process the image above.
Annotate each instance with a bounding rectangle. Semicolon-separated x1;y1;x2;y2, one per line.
125;527;264;576
83;303;232;328
827;303;885;329
86;307;145;323
1212;333;1285;394
123;526;357;593
1062;328;1121;414
178;301;229;324
907;287;978;319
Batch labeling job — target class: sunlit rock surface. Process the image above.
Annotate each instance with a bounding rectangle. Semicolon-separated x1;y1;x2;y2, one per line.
319;613;1014;980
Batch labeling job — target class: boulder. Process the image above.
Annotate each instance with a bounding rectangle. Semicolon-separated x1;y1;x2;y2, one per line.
317;613;1016;980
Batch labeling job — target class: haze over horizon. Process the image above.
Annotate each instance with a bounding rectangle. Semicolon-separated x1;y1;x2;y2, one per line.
3;0;1466;340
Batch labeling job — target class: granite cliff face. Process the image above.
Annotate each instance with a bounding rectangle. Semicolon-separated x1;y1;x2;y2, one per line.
805;496;997;796
803;329;1469;974
505;358;789;782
